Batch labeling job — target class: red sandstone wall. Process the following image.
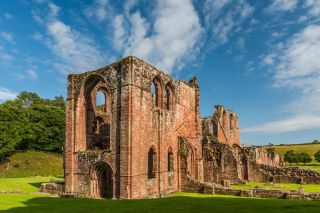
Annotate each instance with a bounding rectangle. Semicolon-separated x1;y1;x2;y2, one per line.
202;105;240;145
64;56;203;199
127;58;202;198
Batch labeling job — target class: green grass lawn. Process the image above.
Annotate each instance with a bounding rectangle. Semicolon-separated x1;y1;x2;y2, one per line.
0;151;63;178
231;182;320;192
0;176;63;192
1;192;320;213
1;177;320;212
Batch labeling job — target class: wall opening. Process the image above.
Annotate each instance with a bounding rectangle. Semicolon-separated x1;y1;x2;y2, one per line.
168;147;174;172
148;146;156;179
96;89;107;112
165;83;174;111
90;162;113;199
152;77;163;108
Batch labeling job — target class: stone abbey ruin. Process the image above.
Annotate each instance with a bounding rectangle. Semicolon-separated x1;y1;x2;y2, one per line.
60;56;320;199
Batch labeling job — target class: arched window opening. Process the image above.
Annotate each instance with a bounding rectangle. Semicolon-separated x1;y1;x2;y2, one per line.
152;77;162;108
165;83;174;111
168;148;174;172
148;147;156;179
91;116;110;150
230;114;234;130
96;89;107;112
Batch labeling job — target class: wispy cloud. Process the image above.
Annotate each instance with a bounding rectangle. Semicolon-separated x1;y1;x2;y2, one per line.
0;45;13;64
244;25;320;134
113;0;203;73
0;87;17;101
84;0;112;22
305;0;320;17
3;12;13;20
265;0;298;13
33;2;107;74
0;31;14;44
204;0;254;45
26;69;38;79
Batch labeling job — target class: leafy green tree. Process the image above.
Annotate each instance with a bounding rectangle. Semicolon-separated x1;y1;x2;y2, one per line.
299;152;312;165
0;91;65;161
315;150;320;163
284;150;295;165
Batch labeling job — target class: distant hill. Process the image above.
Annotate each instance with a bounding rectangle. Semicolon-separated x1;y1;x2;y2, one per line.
263;142;320;163
0;151;63;178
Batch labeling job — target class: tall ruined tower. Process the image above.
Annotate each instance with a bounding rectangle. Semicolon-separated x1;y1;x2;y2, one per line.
202;105;240;145
64;56;203;199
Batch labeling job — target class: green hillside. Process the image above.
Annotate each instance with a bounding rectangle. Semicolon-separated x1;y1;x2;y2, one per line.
264;143;320;164
0;151;63;178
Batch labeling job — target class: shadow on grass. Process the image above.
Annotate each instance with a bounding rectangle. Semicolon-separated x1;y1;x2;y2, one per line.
2;194;320;213
28;182;42;189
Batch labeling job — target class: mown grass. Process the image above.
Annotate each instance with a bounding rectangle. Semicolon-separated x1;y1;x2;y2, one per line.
1;192;320;213
231;182;320;192
0;151;63;178
0;176;63;192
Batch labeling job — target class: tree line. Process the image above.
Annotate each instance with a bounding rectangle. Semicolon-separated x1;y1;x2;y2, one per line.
284;150;320;165
0;91;65;162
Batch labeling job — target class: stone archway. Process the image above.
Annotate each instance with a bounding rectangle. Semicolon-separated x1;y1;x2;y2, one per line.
90;162;113;199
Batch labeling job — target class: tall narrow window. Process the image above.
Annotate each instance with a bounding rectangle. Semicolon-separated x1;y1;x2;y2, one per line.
168;148;174;172
152;77;163;108
148;147;156;179
165;83;174;111
96;89;106;112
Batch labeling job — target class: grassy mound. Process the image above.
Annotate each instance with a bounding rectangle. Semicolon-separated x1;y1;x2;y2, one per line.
265;143;320;162
0;151;63;178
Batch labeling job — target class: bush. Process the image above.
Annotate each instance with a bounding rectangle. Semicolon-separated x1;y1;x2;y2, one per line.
299;152;312;165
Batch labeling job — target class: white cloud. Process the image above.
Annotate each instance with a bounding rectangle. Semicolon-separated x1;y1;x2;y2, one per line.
46;20;106;74
305;0;320;17
32;32;43;41
204;0;254;44
0;32;14;43
0;88;17;101
85;0;111;22
203;0;232;21
0;45;13;63
266;0;298;13
26;69;38;79
113;0;203;73
243;115;320;133
113;15;126;51
244;25;320;134
48;2;60;17
32;2;107;74
3;12;13;20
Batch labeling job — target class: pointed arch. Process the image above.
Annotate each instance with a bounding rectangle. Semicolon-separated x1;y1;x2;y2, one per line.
151;76;163;108
164;82;174;111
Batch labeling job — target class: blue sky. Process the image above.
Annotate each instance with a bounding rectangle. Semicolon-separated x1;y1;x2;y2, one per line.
0;0;320;145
